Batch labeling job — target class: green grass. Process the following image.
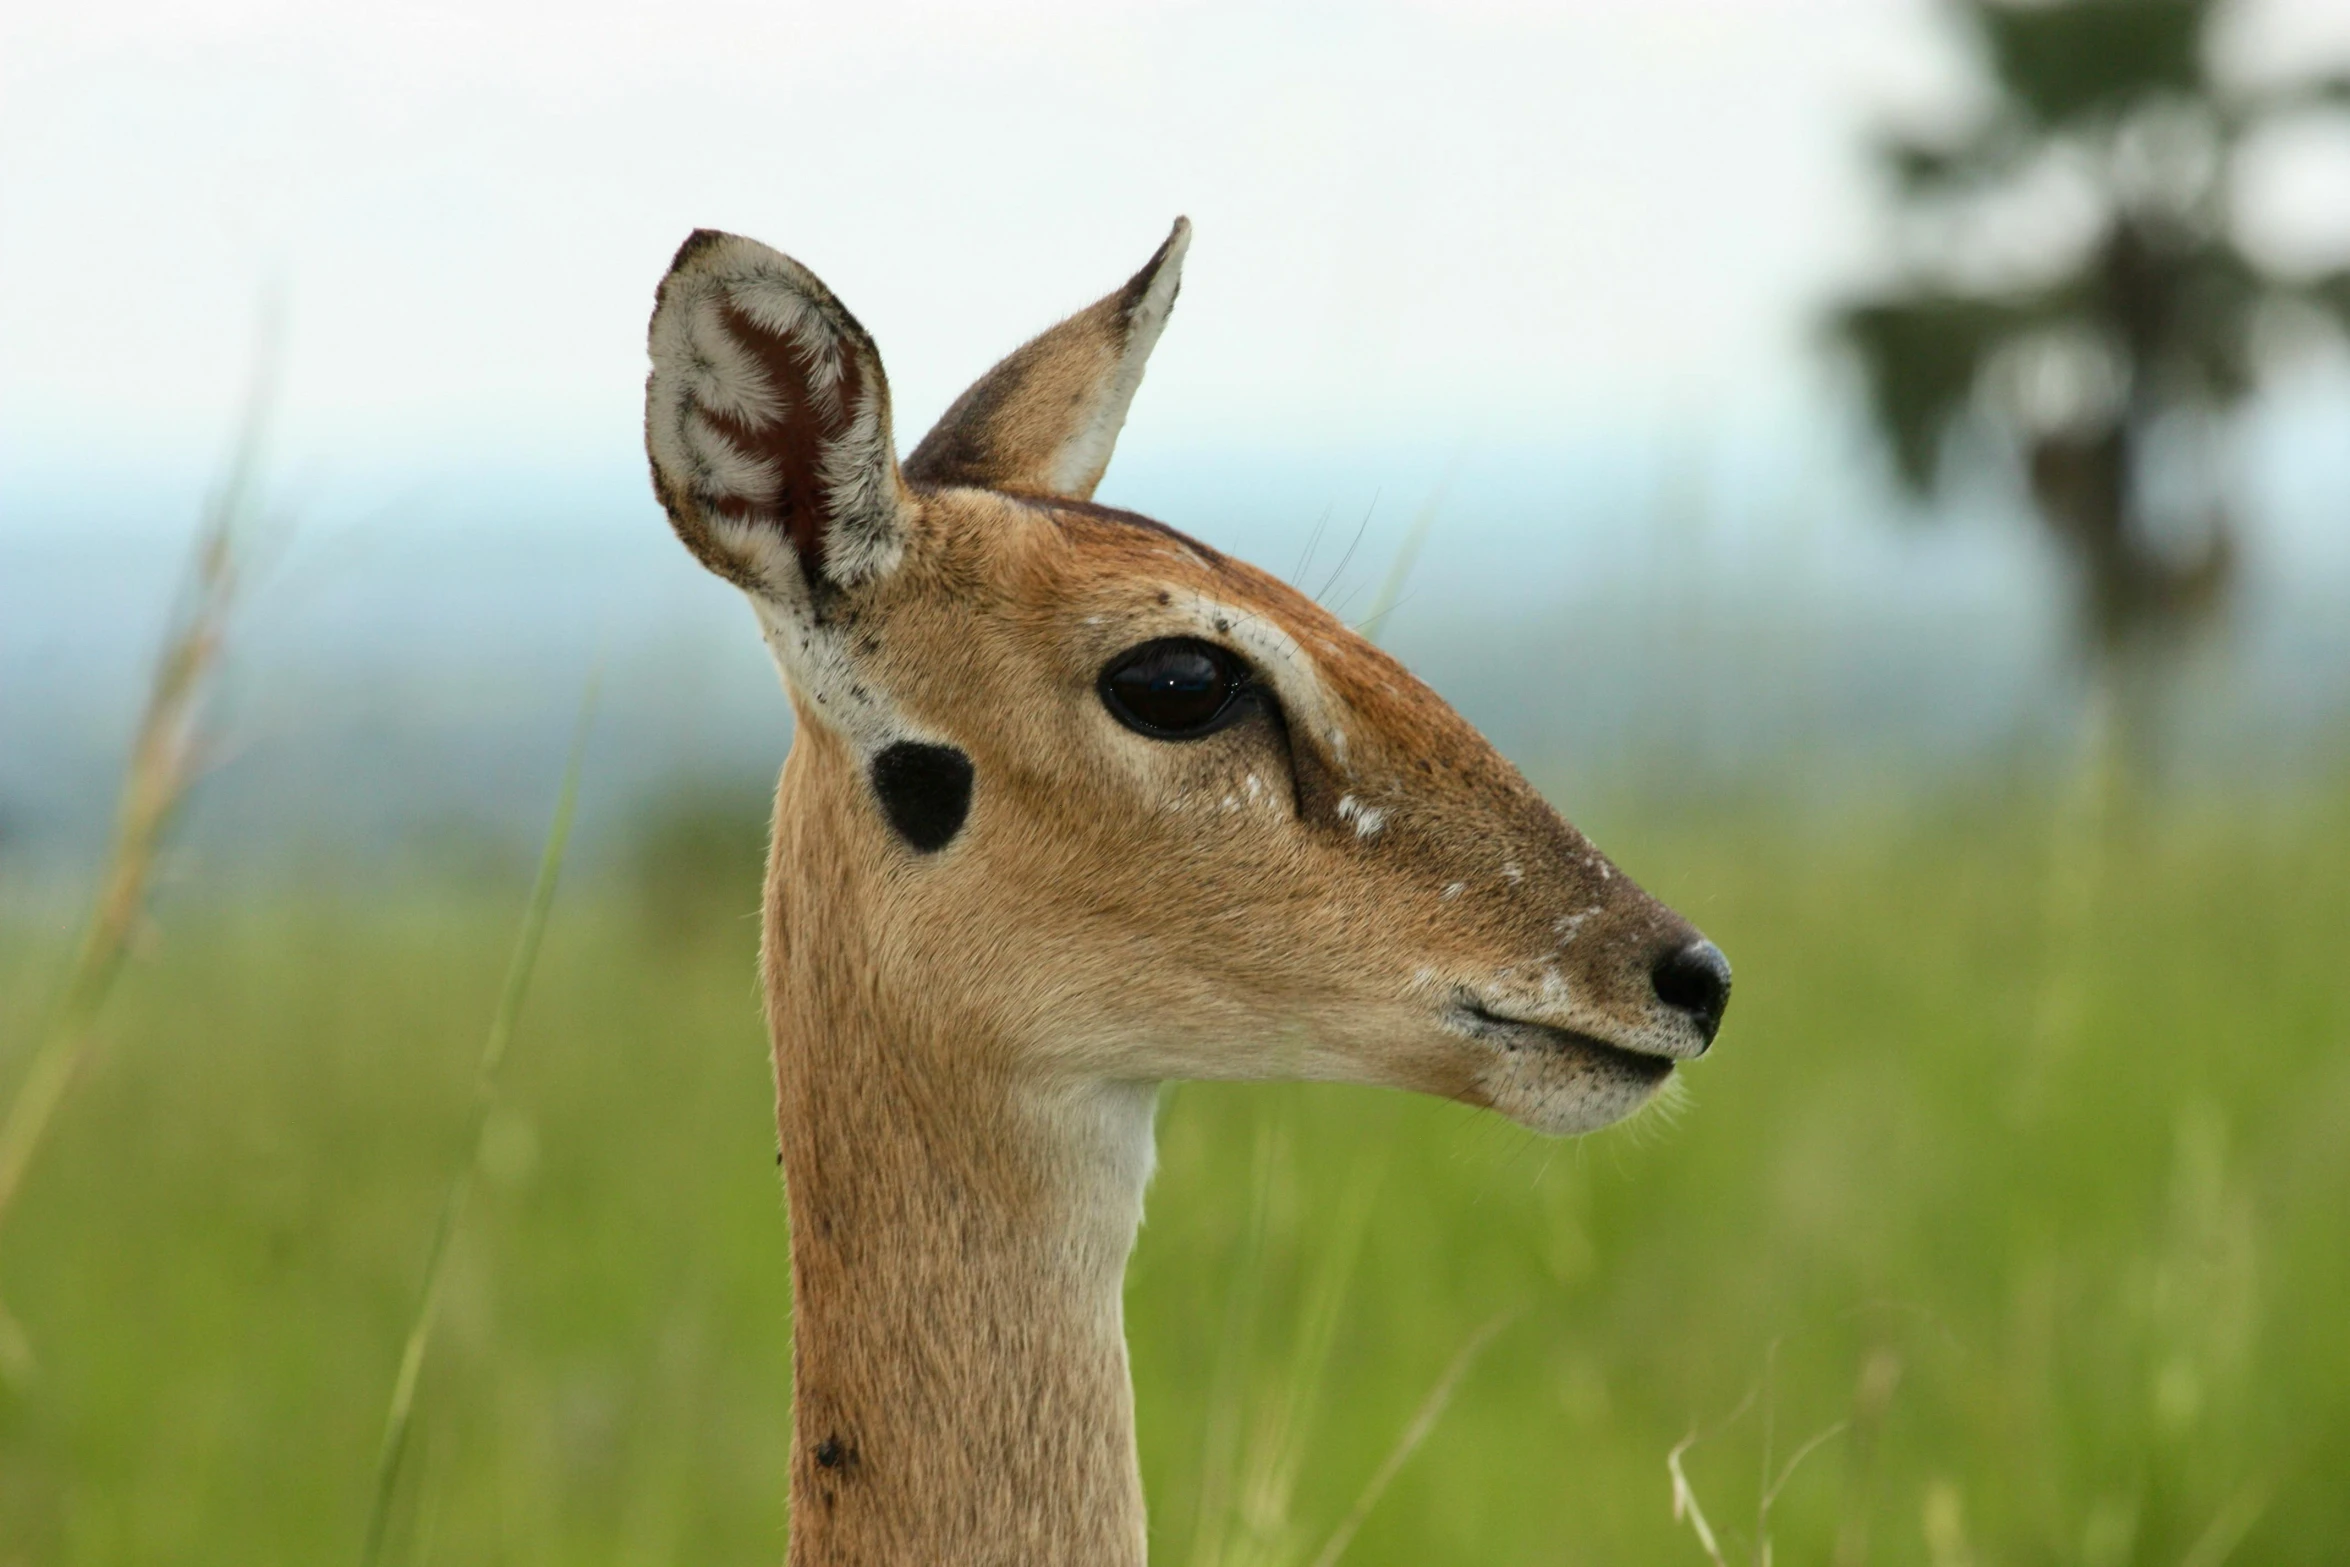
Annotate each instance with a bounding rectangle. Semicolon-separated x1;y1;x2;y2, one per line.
1;787;2346;1565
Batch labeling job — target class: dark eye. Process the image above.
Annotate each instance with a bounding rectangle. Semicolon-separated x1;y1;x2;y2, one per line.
1099;638;1249;738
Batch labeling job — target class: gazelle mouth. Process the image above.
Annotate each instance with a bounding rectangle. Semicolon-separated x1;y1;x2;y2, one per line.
1453;1000;1678;1082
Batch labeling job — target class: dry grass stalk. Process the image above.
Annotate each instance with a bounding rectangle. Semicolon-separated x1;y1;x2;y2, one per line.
1670;1355;1853;1567
0;377;266;1381
1669;1431;1733;1567
359;684;594;1567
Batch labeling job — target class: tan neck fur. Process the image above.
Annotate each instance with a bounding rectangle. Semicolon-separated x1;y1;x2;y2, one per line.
768;726;1155;1567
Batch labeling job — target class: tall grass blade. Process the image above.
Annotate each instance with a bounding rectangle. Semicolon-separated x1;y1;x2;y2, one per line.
1758;1416;1849;1562
1358;443;1466;644
1225;1147;1386;1567
2014;663;2119;1121
1188;1111;1284;1567
0;319;276;1381
2178;1479;2272;1567
1305;1309;1512;1567
359;679;597;1567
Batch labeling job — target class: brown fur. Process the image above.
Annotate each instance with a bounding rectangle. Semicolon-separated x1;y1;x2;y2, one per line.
905;222;1186;502
643;223;1727;1565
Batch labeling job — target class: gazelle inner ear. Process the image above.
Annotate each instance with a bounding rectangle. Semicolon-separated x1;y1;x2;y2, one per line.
645;230;913;597
904;218;1190;503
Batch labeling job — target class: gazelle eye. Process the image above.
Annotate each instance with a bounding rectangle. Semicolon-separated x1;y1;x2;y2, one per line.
1100;638;1248;738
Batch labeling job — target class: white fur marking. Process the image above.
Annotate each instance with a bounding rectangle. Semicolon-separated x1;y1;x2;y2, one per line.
1043;219;1190;497
814;385;905;585
1161;590;1357;797
729;276;849;421
1553;905;1600;943
1335;794;1386;839
677;301;783;429
646;230;910;596
681;415;781;503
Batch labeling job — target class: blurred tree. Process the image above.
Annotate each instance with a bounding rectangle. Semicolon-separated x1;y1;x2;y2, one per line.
1835;0;2350;679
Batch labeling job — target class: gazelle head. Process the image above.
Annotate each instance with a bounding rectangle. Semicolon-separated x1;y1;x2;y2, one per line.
644;220;1728;1136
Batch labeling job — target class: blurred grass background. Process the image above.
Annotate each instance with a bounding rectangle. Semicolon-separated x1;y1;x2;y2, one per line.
2;778;2344;1565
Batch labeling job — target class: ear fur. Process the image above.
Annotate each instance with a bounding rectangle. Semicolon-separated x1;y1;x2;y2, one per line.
645;230;912;597
904;218;1190;502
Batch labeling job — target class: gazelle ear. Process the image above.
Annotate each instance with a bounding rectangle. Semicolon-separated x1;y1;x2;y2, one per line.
904;218;1190;502
645;230;913;597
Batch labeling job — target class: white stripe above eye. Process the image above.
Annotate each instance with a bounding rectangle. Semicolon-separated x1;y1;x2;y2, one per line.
1167;589;1387;834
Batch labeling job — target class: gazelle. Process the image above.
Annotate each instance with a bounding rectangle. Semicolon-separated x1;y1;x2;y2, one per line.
643;219;1730;1565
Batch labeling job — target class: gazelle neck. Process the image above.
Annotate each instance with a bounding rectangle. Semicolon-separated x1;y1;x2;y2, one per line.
767;777;1157;1566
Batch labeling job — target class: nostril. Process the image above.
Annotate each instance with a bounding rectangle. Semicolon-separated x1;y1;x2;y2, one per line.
1651;939;1732;1042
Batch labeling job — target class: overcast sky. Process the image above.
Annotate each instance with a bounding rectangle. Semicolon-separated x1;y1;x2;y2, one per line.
5;0;2349;488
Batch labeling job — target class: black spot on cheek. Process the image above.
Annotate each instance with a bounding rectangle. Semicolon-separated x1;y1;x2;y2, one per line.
870;742;974;853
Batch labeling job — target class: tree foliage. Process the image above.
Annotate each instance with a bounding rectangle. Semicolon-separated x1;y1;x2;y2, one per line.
1835;0;2350;655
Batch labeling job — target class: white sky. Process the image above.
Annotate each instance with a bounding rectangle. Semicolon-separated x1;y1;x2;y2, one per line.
4;0;2348;481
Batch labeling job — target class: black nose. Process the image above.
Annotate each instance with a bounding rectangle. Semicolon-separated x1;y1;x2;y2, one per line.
1650;939;1732;1044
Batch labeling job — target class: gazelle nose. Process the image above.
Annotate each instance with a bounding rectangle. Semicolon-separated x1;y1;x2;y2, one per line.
1650;939;1732;1045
